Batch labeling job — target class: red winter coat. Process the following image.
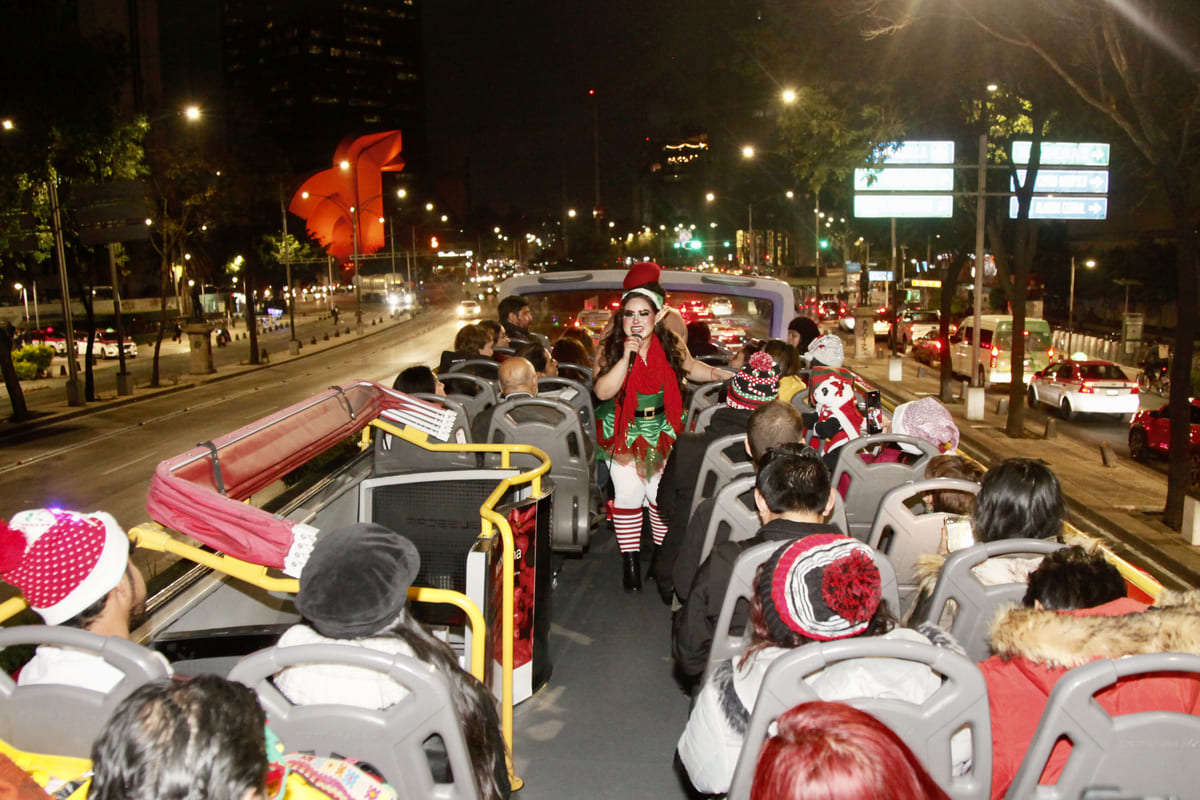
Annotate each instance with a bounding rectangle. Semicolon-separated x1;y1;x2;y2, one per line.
979;594;1200;798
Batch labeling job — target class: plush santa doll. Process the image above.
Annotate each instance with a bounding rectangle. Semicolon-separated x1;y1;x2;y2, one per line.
807;368;865;466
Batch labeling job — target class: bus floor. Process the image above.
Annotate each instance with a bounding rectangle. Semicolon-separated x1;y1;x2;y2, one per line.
514;526;696;799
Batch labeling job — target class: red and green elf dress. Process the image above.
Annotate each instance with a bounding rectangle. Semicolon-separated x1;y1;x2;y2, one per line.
596;335;686;476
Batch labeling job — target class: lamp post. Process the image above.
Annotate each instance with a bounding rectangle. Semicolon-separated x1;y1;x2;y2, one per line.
13;283;28;324
1068;255;1095;332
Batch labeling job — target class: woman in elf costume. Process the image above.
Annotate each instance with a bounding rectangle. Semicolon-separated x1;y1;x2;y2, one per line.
594;280;732;591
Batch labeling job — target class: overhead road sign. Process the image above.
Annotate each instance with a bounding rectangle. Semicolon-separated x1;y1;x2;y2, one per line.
1009;196;1108;220
877;140;956;165
855;168;954;192
868;270;895;282
1013;169;1109;194
1012;141;1110;167
855;194;954;218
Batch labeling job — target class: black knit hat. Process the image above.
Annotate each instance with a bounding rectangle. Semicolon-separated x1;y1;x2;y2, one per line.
757;534;881;643
296;523;420;639
727;351;781;410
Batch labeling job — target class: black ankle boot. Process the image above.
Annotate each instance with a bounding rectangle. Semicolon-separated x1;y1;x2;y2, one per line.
622;552;642;592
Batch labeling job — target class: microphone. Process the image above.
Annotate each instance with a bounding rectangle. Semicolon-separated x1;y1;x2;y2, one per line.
627;334;641;370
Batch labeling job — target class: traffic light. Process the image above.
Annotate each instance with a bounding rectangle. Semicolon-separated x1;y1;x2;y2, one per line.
430;236;439;249
687;240;702;250
819;238;830;249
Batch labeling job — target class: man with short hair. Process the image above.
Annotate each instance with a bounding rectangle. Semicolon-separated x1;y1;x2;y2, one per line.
498;295;534;346
672;443;841;687
0;508;169;691
471;356;539;441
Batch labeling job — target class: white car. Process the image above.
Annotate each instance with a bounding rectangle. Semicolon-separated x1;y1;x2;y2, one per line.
77;332;137;359
457;299;482;318
1027;359;1140;421
709;296;733;316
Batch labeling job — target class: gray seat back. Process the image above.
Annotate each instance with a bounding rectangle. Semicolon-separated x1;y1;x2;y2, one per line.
789;391;814;417
1007;652;1200;800
537;375;597;440
691;403;722;434
447;358;500;381
831;433;941;542
705;541;901;681
441;373;499;422
727;637;992;800
554;362;593;385
486;395;593;551
919;538;1065;662
375;393;477;473
689;432;753;518
228;643;480;800
687;381;725;430
866;479;982;617
828;491;849;536
0;626;171;757
696;475;760;568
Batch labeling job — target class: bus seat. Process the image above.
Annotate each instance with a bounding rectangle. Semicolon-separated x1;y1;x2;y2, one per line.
441;373;498;423
789;391;814;418
485;396;593;552
866;479;982;618
554;362;593;385
688;433;753;519
0;626;171;758
917;539;1065;663
447;358;500;382
690;404;723;434
228;643;481;800
375;393;478;474
726;637;992;800
830;433;941;542
686;381;725;431
536;375;596;442
1007;652;1200;800
704;541;900;685
695;475;759;569
828;491;850;537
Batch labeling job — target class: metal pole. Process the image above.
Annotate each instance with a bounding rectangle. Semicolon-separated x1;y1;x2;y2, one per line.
813;194;821;297
17;285;28;322
408;225;415;287
592;92;601;231
352;206;362;332
971;132;987;387
32;281;39;330
1068;255;1076;331
49;179;82;406
327;256;334;312
747;202;754;268
108;243;131;394
282;190;296;346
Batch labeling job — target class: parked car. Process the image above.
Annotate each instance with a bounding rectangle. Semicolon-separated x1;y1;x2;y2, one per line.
1128;400;1200;485
30;328;69;354
949;314;1053;387
77;330;137;359
1027;359;1139;421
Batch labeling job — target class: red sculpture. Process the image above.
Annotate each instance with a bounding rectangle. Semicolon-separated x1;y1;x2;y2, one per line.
289;131;405;261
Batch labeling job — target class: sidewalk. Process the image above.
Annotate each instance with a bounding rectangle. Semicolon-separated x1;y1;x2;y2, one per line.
847;352;1200;591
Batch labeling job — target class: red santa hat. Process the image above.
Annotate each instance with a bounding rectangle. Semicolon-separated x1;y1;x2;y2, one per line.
623;261;662;290
0;509;130;625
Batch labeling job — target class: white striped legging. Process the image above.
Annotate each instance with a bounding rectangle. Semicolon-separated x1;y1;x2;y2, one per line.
608;459;669;554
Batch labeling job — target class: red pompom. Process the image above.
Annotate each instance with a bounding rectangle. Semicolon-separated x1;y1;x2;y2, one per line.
0;521;28;573
748;351;775;372
821;550;881;623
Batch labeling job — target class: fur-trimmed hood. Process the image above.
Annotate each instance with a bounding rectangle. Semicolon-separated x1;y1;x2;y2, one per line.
988;590;1200;670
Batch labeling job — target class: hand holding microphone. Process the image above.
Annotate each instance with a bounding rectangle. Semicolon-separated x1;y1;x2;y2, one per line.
626;333;642;370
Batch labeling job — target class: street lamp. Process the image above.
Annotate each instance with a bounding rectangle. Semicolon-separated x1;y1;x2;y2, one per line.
13;283;28;324
1068;256;1096;331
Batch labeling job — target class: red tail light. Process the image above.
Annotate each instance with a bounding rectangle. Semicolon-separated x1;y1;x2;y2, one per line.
1080;381;1095;394
1131;385;1139;395
990;346;998;367
1048;348;1054;360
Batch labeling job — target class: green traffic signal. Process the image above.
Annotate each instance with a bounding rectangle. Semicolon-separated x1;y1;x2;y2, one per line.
819;238;830;249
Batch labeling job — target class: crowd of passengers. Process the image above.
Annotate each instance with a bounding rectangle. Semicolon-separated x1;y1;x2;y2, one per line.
3;261;1200;799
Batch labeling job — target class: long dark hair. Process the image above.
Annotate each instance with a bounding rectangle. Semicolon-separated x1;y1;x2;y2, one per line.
597;282;685;381
382;610;510;800
972;457;1064;542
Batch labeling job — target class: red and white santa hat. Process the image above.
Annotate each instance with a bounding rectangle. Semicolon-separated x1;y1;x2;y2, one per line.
0;509;130;625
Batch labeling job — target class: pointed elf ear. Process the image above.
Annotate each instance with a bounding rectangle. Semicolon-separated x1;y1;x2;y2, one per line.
654;307;668;325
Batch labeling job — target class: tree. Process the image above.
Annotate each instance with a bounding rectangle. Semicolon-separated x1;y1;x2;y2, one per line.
850;0;1200;526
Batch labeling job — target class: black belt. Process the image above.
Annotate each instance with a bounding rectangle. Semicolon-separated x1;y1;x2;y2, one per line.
635;406;664;419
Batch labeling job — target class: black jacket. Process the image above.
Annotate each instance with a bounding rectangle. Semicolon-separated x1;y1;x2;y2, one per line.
671;518;842;682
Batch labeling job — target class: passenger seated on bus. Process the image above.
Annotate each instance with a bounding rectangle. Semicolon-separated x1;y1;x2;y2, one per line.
686;320;723;359
656;352;782;602
749;701;951;800
911;458;1065;618
979;546;1200;799
498;295;535;346
672;401;807;606
392;365;445;396
672;444;840;687
0;508;169;691
762;339;805;403
923;454;986;515
557;325;595;360
438;323;494;375
513;340;557;378
549;335;591;384
833;397;960;496
90;675;270;800
479;319;509;353
677;534;963;796
786;315;821;354
274;523;510;800
470;356;540;442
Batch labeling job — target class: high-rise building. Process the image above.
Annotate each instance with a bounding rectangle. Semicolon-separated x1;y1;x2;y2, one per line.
76;0;163;117
221;0;426;178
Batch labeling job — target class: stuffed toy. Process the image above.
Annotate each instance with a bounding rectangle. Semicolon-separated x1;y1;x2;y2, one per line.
807;368;864;465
